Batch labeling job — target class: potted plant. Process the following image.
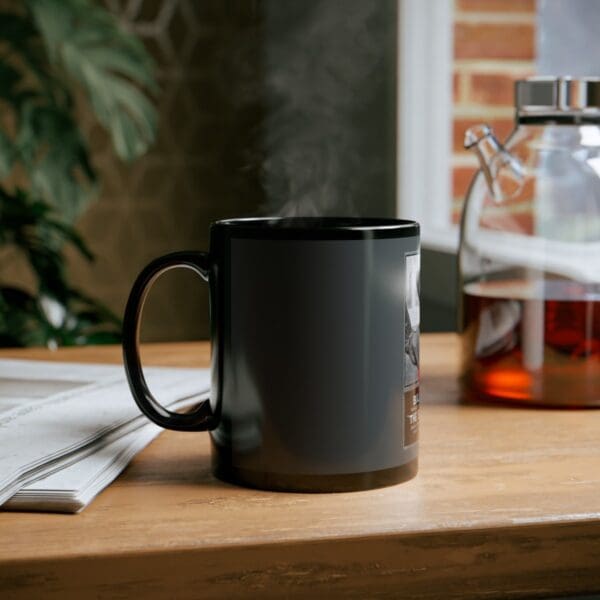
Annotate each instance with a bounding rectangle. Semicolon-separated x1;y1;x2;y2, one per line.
0;0;157;346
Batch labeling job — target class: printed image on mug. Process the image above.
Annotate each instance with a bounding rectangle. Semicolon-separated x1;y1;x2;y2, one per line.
123;218;420;493
404;252;420;448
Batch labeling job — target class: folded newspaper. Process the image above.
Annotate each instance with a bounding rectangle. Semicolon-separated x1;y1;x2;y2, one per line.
0;359;209;513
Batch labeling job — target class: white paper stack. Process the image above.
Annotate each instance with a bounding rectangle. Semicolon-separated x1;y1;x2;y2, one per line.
0;359;210;513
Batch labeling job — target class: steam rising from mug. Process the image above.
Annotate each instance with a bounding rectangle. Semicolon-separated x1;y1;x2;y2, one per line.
259;0;396;217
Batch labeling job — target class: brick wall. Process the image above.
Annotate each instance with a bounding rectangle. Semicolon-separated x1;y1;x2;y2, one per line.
451;0;536;224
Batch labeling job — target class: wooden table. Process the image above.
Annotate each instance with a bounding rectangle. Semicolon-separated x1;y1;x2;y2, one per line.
1;334;599;599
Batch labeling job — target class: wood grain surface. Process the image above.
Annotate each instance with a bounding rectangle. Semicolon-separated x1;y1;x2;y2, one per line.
1;334;600;599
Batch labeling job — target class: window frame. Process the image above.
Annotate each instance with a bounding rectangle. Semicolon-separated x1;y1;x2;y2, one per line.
396;0;458;253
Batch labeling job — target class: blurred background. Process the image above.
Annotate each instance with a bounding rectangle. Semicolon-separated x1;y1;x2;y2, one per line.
0;0;594;346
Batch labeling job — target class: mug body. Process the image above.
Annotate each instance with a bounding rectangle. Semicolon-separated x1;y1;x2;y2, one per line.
208;217;420;492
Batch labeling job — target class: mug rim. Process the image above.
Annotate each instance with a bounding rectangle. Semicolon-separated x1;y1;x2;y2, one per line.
211;217;419;240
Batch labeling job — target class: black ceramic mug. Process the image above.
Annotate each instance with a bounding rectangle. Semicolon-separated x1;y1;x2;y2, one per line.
123;217;420;492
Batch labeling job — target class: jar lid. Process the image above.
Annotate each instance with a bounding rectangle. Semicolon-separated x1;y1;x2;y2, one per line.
516;77;600;122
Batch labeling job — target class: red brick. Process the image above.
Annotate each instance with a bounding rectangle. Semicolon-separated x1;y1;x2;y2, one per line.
453;118;515;153
480;209;534;234
470;73;518;106
454;23;535;60
457;0;535;12
453;166;478;199
453;73;461;102
455;201;534;231
485;177;535;206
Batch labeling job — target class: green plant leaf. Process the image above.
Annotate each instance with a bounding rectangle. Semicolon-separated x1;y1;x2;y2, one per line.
0;131;15;178
0;12;44;71
16;100;97;219
0;286;49;347
28;0;158;162
45;218;94;261
0;188;95;303
0;62;21;104
0;0;151;347
69;288;121;326
76;330;121;345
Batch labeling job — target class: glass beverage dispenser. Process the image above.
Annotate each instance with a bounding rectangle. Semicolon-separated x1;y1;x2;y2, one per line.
460;77;600;406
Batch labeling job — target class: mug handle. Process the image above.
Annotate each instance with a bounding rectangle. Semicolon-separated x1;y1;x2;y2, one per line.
122;251;216;431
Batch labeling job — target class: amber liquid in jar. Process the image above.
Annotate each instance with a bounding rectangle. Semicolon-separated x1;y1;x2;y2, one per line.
461;280;600;406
